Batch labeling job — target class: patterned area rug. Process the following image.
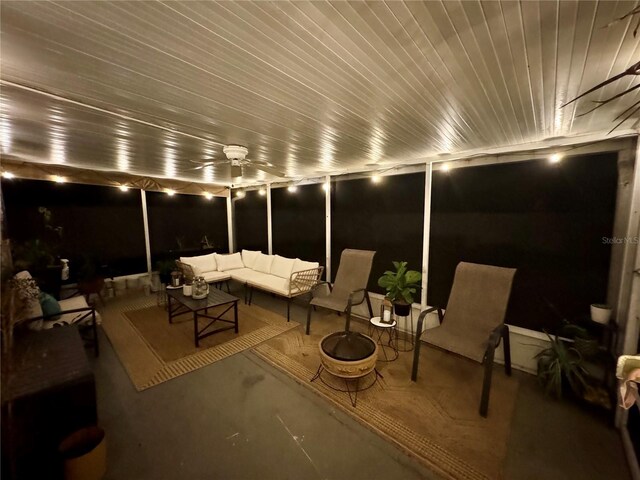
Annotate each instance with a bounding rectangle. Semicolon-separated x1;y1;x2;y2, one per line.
253;310;520;480
100;294;298;391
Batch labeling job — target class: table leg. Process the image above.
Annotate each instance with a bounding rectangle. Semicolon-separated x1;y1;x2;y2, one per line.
234;301;239;333
168;294;173;324
194;311;199;347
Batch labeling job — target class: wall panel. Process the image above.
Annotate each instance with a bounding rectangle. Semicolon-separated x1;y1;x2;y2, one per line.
331;173;425;293
272;184;325;267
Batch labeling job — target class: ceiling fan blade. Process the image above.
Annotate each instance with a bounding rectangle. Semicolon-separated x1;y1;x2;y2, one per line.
252;163;285;177
188;157;216;164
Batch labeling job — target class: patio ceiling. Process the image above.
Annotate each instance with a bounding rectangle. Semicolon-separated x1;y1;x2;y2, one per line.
1;0;639;186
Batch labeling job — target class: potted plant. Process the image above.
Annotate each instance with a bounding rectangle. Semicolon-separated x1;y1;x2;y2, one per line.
377;261;421;316
155;259;175;285
535;332;590;399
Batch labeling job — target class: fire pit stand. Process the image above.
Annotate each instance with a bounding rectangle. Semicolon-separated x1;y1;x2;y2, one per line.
310;330;381;407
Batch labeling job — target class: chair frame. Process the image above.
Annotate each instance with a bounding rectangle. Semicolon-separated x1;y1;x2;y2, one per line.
411;306;511;417
25;306;99;357
306;282;373;335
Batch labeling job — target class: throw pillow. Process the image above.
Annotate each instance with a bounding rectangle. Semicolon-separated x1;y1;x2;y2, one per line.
253;253;274;273
39;292;62;320
270;255;296;279
180;253;217;274
216;252;245;271
293;259;320;273
242;250;261;269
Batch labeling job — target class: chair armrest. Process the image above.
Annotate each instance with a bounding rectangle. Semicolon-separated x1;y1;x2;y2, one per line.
416;307;444;340
289;267;324;296
347;288;368;306
310;280;332;298
24;305;95;323
488;324;506;348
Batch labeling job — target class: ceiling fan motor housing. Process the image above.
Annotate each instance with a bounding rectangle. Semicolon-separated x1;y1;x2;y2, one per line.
223;145;248;161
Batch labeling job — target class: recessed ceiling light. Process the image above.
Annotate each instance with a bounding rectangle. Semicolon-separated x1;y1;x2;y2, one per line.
440;163;450;173
371;175;382;184
2;172;15;179
118;185;129;192
258;188;266;196
203;192;213;200
287;185;298;193
236;190;245;199
166;189;175;196
322;182;330;191
53;175;65;183
549;153;563;163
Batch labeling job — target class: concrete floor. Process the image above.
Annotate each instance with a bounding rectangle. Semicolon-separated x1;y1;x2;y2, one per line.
92;287;631;480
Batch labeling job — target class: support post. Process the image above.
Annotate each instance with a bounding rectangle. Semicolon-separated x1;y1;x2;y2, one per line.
421;163;433;308
325;175;331;282
267;184;273;255
140;189;152;275
226;190;235;253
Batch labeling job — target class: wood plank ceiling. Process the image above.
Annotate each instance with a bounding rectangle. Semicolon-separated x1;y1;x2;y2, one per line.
1;0;639;186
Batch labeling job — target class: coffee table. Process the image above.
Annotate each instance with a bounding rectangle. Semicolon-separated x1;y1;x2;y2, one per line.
166;287;239;347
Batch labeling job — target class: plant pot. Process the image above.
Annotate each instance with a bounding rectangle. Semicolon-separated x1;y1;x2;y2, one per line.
590;304;612;325
573;337;600;358
393;301;411;317
59;426;106;480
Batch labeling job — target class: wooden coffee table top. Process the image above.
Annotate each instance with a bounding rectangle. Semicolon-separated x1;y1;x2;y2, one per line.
166;287;238;312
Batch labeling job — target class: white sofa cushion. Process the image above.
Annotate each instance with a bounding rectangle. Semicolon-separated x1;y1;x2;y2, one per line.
270;255;296;279
216;253;245;271
229;268;261;284
293;258;320;273
202;270;232;283
253;253;274;274
242;250;261;269
247;272;291;296
180;253;217;275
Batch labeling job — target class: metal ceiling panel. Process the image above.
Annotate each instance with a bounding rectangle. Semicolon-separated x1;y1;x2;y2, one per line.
1;0;638;186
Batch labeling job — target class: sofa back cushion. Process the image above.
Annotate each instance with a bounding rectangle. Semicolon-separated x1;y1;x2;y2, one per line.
253;253;274;273
215;252;245;271
293;259;320;273
242;250;261;269
270;255;296;279
180;253;217;275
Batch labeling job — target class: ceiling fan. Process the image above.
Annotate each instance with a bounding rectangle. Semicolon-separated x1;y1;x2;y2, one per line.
189;145;285;178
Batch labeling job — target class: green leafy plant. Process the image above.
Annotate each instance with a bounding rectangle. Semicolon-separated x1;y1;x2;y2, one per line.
535;332;590;399
155;259;176;284
377;261;421;305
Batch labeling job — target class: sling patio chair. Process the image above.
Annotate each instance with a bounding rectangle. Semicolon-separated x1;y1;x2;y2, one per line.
306;249;375;335
411;262;516;417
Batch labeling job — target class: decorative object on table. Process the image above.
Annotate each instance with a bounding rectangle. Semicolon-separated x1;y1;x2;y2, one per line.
1;274;40;363
536;331;590;399
192;276;209;300
590;303;612;324
380;297;394;324
377;261;421;316
60;258;70;280
170;270;182;288
183;283;193;297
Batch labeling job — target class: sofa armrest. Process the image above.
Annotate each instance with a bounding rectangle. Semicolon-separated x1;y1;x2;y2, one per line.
289;266;324;296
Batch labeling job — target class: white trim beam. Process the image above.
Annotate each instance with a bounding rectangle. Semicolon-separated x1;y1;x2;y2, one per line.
267;184;273;255
140;189;152;275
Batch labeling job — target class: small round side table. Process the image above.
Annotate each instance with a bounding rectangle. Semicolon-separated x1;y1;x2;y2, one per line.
368;316;399;362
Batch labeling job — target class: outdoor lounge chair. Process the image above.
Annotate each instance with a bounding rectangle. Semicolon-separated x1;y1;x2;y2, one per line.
411;262;516;417
306;249;375;335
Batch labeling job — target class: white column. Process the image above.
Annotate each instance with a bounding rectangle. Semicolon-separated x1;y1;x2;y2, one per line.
267;184;273;255
325;175;331;282
140;189;152;275
421;163;433;308
226;191;234;253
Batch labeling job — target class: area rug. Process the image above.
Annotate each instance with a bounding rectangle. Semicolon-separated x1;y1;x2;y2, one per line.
253;311;519;480
100;295;298;391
